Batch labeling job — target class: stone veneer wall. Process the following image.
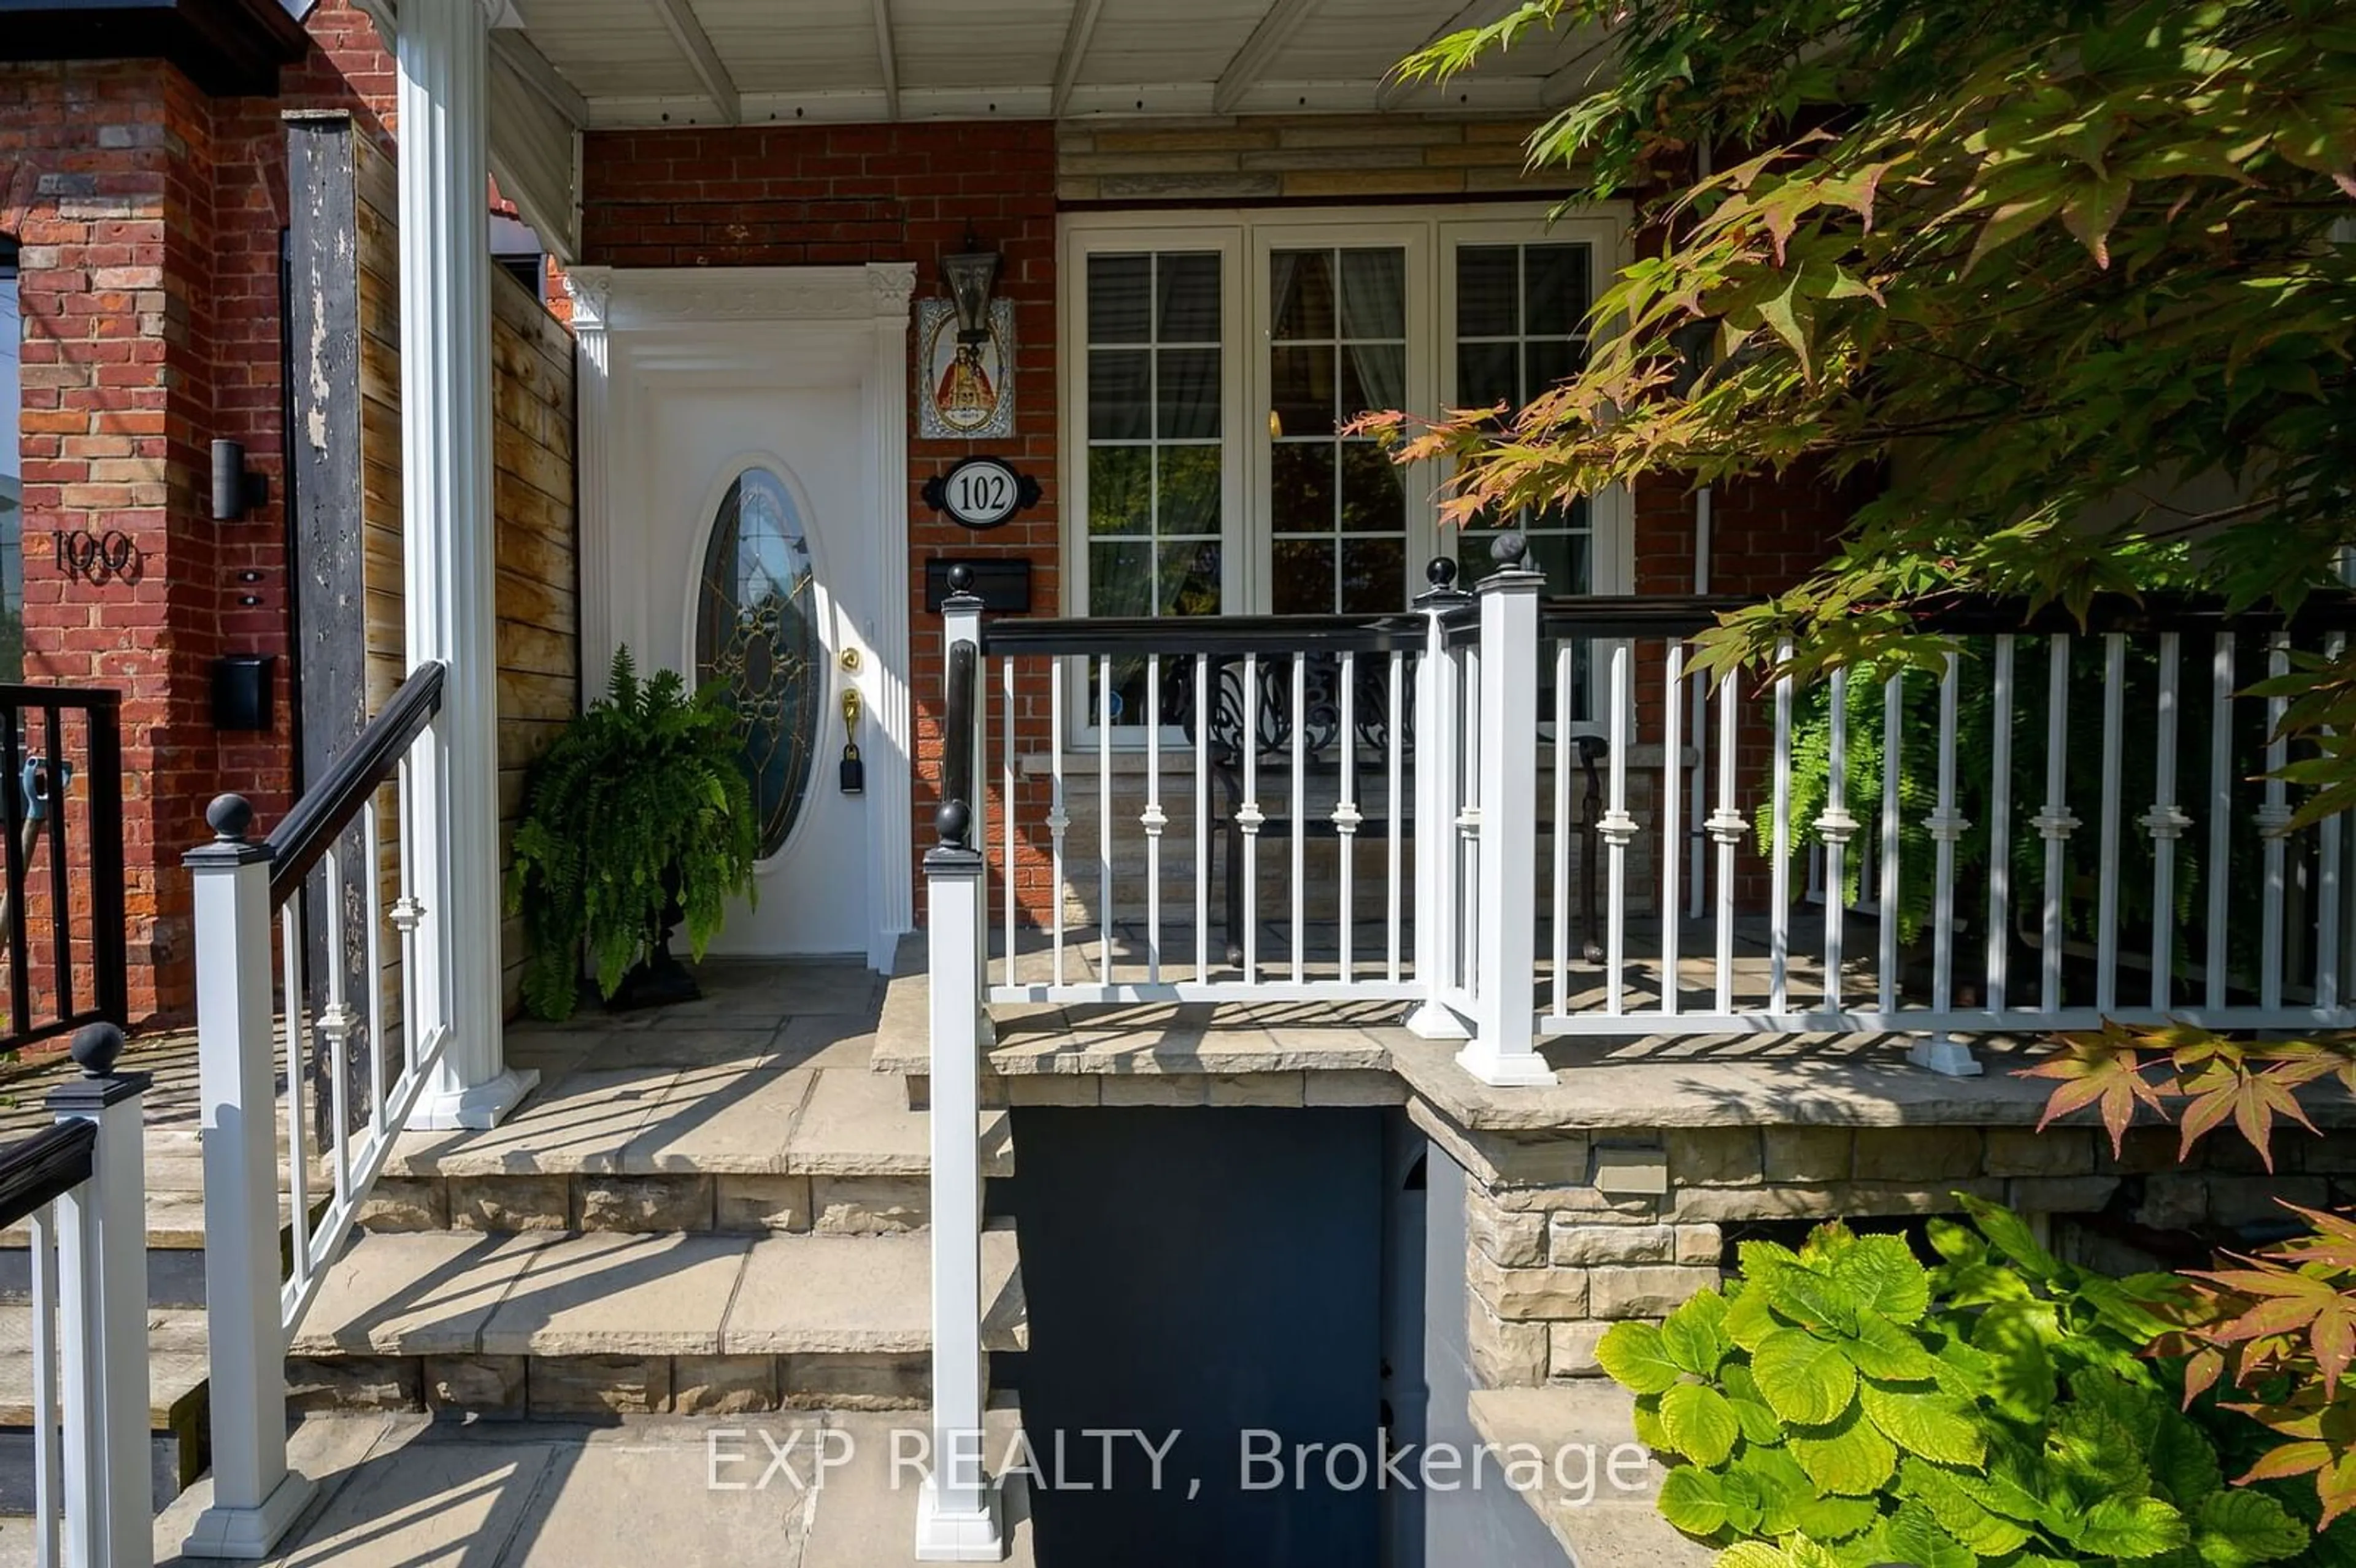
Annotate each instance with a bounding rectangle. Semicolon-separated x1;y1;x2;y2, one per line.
1438;1112;2356;1388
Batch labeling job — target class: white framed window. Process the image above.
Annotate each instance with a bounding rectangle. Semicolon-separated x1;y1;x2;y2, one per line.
1059;204;1633;731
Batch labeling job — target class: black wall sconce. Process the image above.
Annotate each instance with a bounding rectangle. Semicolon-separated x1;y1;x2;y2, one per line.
210;439;269;521
942;226;1001;345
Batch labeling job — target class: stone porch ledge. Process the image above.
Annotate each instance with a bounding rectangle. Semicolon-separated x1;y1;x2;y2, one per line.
877;963;2356;1134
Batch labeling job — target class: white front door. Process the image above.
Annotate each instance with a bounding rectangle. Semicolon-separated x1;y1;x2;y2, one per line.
572;266;916;966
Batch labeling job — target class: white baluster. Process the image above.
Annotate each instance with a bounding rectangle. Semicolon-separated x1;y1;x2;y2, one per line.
1551;641;1573;1016
1002;657;1016;989
1387;648;1404;985
1142;653;1165;985
1879;673;1902;1016
1048;659;1068;988
1984;636;2015;1017
1335;650;1360;985
2033;637;2077;1013
1913;652;1979;1075
2095;634;2127;1013
1459;640;1480;1001
1240;654;1263;983
280;899;313;1296
2206;634;2234;1012
1098;654;1114;980
2143;633;2190;1011
1707;675;1743;1015
320;845;354;1205
1660;641;1685;1017
1291;653;1307;985
1599;641;1638;1017
1770;642;1794;1014
1817;667;1858;1012
2262;632;2293;1012
29;1204;57;1568
363;796;388;1140
1195;653;1210;985
2319;634;2345;1014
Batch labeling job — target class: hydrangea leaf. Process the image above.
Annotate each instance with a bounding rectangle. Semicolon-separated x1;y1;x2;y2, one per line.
1661;1383;1744;1467
1597;1321;1684;1395
1754;1329;1859;1426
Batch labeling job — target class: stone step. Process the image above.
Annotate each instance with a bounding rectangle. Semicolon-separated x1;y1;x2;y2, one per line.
286;1226;1026;1418
0;1304;210;1515
1465;1383;1710;1567
133;1405;1036;1568
363;1064;1006;1237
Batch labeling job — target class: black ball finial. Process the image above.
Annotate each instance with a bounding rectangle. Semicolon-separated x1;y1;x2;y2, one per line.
936;799;972;846
947;563;976;594
207;793;255;843
70;1022;125;1080
1492;529;1530;569
1426;556;1459;590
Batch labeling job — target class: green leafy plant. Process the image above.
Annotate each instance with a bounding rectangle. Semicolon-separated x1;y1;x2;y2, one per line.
505;647;760;1020
1598;1202;2323;1566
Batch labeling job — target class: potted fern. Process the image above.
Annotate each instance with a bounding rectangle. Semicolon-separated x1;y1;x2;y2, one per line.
506;647;761;1020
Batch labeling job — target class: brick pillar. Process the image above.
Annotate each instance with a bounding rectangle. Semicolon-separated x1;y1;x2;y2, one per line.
4;60;224;1021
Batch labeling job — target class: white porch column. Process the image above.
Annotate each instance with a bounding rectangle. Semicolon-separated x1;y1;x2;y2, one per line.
398;0;536;1129
1458;536;1554;1086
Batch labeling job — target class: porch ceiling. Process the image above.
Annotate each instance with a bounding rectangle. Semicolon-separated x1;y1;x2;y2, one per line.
496;0;1607;126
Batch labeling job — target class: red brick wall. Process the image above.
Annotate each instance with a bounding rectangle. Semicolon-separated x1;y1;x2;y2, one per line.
580;121;1064;924
0;2;398;1020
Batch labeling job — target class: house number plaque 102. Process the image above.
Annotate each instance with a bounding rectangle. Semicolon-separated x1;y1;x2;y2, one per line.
922;456;1042;532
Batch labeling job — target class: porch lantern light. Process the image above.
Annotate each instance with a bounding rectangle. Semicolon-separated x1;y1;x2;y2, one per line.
942;228;1001;347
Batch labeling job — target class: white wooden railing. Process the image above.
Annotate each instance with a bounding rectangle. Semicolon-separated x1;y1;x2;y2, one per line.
935;547;2356;1085
180;662;453;1558
1533;604;2356;1074
6;1023;153;1568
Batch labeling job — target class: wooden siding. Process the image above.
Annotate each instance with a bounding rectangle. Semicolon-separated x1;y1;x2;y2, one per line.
358;187;580;1016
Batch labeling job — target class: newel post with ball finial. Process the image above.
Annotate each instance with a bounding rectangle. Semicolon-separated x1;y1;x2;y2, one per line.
915;567;1003;1561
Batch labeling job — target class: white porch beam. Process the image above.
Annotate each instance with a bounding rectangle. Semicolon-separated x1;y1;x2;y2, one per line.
1049;0;1106;118
398;0;537;1131
1212;0;1325;115
650;0;741;124
490;27;588;125
1373;0;1516;109
872;0;901;120
488;35;582;260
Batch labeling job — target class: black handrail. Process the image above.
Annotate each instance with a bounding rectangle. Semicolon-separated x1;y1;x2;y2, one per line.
0;1119;96;1232
981;610;1460;658
267;661;446;906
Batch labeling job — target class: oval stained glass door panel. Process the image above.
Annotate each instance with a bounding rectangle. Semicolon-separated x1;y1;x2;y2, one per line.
696;467;822;859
